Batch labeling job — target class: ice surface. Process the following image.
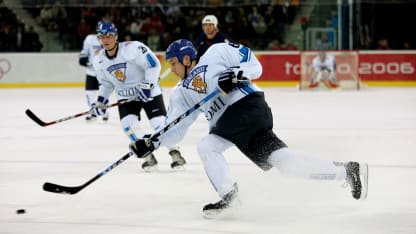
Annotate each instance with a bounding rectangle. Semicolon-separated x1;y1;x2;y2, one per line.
1;87;416;234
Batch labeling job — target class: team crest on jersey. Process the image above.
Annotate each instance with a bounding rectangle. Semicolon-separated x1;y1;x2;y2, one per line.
107;62;127;82
184;65;208;94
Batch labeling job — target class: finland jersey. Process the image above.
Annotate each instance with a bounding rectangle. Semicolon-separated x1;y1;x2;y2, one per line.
312;54;335;72
80;34;102;76
92;41;162;101
159;42;263;147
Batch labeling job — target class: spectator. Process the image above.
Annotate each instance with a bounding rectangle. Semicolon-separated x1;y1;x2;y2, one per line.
147;29;161;51
376;38;390;50
77;18;91;48
268;39;284;50
316;32;334;50
22;26;43;52
284;39;298;50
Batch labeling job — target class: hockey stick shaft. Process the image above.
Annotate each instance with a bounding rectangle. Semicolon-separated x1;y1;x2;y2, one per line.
43;89;221;195
25;99;135;127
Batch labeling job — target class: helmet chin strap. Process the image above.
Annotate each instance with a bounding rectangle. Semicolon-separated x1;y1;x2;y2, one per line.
105;42;119;59
181;58;192;79
183;65;189;79
106;42;118;53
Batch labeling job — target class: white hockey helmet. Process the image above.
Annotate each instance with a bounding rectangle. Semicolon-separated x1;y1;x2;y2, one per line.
202;15;218;28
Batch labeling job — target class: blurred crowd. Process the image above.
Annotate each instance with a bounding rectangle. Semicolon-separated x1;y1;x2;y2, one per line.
3;1;413;52
1;1;299;52
0;7;43;52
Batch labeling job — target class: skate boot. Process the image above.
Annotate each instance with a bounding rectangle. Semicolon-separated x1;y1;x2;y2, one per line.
85;113;97;122
169;149;186;170
344;162;368;200
141;153;158;172
203;183;239;218
103;111;109;122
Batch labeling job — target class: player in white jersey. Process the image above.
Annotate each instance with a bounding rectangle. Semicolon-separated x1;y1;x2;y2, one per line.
79;21;109;121
309;51;340;89
91;22;186;171
129;39;368;218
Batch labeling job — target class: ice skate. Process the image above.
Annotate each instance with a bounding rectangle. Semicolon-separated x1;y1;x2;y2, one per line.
85;113;97;122
102;113;109;122
141;153;158;172
169;149;186;170
203;183;240;218
345;162;368;200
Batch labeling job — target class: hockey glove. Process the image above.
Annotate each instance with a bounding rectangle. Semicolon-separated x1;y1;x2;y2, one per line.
129;134;159;158
91;96;109;116
218;68;246;95
137;81;154;102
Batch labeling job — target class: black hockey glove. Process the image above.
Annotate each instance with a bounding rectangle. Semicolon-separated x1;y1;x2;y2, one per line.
129;134;158;158
217;68;246;95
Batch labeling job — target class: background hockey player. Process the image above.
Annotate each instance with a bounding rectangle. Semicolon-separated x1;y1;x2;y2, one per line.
309;50;340;89
129;39;368;218
92;22;186;171
195;14;233;61
79;20;109;121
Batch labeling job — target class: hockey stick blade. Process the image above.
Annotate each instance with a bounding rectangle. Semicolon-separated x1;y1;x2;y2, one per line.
25;109;48;126
43;182;82;195
42;152;133;195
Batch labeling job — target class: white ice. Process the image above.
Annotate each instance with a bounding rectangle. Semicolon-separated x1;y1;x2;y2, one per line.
1;87;416;234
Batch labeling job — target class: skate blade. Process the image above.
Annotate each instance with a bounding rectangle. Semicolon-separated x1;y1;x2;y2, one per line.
359;163;369;200
202;199;241;219
85;117;97;122
142;165;158;173
171;165;186;171
203;206;237;219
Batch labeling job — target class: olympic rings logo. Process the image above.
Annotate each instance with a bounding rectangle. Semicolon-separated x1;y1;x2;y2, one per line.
0;58;11;80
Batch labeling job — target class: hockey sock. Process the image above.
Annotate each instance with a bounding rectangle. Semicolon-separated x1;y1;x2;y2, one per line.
86;90;97;108
268;148;346;180
121;114;146;142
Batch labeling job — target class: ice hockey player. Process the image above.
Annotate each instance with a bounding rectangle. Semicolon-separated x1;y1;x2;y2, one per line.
79;20;109;121
309;51;340;89
129;39;368;218
92;22;186;171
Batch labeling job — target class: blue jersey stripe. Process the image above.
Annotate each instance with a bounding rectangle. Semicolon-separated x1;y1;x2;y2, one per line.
239;85;254;95
146;54;157;67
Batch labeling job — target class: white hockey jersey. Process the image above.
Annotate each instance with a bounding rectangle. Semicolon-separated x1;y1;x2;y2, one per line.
79;34;102;76
158;42;263;147
312;53;335;72
92;41;162;101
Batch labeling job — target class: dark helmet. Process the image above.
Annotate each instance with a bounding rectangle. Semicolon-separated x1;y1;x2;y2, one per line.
96;22;118;36
165;39;197;62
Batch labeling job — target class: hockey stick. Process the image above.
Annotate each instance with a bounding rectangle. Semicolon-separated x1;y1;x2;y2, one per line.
42;89;221;195
160;68;171;80
25;99;135;127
